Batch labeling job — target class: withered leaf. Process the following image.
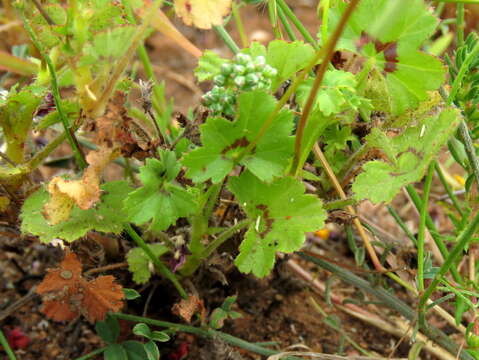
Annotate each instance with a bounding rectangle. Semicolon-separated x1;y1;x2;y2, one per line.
43;146;119;225
172;295;207;323
36;252;124;323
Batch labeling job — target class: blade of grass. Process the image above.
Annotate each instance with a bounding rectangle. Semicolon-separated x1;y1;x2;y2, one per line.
0;328;17;360
386;205;417;246
299;251;474;360
418;210;479;327
434;161;464;216
406;185;462;282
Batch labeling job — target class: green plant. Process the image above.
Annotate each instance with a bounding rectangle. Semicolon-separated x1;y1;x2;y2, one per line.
2;0;479;359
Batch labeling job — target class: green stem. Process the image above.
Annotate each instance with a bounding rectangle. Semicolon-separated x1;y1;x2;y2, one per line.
73;347;106;360
456;3;465;47
204;182;223;222
290;0;360;175
387;205;417;246
447;41;479;106
321;0;330;43
417;162;434;292
121;0;169;140
232;1;248;48
182;219;251;276
0;328;17;360
418;210;479;325
112;313;304;360
434;161;464;216
277;5;297;41
299;252;474;360
22;14;87;169
406;185;463;283
276;0;318;48
124;223;188;299
202;219;250;258
458;120;479;192
268;0;281;39
213;25;240;54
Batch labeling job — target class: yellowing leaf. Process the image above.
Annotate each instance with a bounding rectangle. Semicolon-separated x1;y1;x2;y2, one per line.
43;146;119;225
174;0;232;29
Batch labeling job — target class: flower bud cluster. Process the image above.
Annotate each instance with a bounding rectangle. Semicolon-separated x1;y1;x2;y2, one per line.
202;53;277;116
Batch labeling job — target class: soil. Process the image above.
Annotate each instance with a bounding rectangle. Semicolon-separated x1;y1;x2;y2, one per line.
0;1;470;360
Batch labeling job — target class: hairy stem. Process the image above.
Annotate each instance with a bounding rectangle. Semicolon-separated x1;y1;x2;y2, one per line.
417;162;434;292
22;13;87;169
290;0;360;175
124;223;188;299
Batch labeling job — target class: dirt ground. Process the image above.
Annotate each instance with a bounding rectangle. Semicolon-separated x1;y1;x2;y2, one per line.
0;1;469;359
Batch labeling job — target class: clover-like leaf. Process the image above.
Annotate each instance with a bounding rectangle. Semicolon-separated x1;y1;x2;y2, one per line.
228;172;326;277
182;90;294;183
329;0;445;114
352;108;462;203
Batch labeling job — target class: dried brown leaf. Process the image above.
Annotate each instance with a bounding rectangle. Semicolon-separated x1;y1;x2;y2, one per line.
172;295;206;323
37;252;124;323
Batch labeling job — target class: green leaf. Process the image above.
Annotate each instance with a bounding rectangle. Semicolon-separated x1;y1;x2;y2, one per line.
124;151;197;232
228;172;326;277
150;331;170;342
122;340;148;360
144;341;160;360
105;344;128;360
265;40;315;90
182;90;294;183
0;85;45;163
352;108;462;203
209;295;242;329
20;181;131;243
132;323;152;339
195;50;225;82
209;308;228;329
95;315;120;344
127;244;169;284
329;0;445;114
31;4;67;48
79;26;136;65
296;69;370;116
123;288;141;300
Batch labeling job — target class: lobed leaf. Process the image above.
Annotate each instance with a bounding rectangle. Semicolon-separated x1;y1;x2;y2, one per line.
228;172;326;277
124;152;197;232
329;0;445;114
352;108;462;203
182;90;294;183
21;181;131;243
